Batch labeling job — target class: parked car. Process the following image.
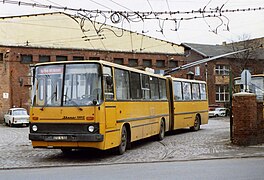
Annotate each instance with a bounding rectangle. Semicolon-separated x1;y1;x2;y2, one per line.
209;108;229;117
4;108;29;127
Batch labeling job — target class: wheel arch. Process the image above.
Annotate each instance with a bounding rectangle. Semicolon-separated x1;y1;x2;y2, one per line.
161;117;167;131
123;123;131;144
196;113;201;124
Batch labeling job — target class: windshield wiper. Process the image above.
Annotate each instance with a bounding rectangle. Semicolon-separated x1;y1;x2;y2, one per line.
40;91;57;111
63;93;83;111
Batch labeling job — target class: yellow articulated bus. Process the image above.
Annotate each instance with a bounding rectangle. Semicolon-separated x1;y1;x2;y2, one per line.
29;60;208;154
168;77;208;131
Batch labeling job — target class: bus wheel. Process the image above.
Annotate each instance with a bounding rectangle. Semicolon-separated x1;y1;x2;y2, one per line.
117;126;128;155
190;115;200;131
157;120;165;141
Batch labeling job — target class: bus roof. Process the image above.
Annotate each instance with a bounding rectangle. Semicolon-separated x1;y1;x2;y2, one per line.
169;76;206;84
34;60;167;79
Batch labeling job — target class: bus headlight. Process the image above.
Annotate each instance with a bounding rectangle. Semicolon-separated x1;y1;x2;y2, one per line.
88;125;95;133
32;125;38;132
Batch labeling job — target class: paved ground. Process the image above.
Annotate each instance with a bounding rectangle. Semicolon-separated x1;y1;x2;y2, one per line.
1;117;264;169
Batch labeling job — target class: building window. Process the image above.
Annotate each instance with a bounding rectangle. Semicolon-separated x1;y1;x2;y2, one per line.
89;57;100;60
114;58;124;65
21;55;33;63
169;60;178;68
0;53;4;62
156;60;165;68
56;56;67;61
0;53;3;62
216;85;229;102
215;65;229;75
73;56;84;61
128;59;138;67
39;55;50;63
143;59;152;67
195;66;200;76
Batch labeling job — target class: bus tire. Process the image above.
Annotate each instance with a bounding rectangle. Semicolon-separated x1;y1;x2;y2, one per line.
116;126;128;155
156;119;165;141
190;115;200;131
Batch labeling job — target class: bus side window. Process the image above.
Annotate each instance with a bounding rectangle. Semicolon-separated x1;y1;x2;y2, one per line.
115;69;130;100
183;82;191;101
192;83;200;100
159;79;167;100
200;83;207;100
142;74;150;99
130;72;142;99
103;66;114;100
173;81;183;101
150;76;159;100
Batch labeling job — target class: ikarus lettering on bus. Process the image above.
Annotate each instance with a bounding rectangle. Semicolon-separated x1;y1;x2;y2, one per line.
62;116;85;120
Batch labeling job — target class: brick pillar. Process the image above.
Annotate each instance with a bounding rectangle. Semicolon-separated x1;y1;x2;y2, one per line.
232;92;258;146
257;101;264;143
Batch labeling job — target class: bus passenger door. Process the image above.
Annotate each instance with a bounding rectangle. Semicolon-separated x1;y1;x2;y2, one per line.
103;66;116;129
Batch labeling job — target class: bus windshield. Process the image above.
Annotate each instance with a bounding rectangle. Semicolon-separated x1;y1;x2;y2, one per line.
33;63;102;107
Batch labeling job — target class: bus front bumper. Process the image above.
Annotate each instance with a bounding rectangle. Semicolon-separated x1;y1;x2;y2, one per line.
29;133;104;142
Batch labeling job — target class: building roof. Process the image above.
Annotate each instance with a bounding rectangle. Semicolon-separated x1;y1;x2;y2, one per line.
182;43;232;57
182;41;264;60
0;12;184;55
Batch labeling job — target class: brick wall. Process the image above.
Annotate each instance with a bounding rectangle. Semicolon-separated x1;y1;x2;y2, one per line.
232;92;264;146
0;47;11;119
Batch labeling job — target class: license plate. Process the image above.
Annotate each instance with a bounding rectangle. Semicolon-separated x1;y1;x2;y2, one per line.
53;136;68;140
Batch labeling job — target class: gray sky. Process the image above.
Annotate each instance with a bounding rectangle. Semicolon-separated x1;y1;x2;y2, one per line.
0;0;263;45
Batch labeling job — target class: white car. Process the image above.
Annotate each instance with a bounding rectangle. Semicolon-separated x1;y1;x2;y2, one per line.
209;108;228;117
4;108;29;127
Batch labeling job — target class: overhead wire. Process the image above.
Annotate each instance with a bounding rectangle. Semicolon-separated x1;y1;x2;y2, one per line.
0;0;263;15
0;0;263;41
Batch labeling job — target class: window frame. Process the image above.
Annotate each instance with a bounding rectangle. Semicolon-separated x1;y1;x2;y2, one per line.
21;54;33;64
215;64;230;75
215;84;229;102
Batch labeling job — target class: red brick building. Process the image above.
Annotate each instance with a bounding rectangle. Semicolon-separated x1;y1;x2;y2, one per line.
181;40;264;107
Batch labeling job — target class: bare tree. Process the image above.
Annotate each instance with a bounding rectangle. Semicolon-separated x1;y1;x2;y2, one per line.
229;34;262;71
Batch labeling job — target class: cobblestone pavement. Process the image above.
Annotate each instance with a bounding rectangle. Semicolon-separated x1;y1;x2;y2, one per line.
1;117;264;169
